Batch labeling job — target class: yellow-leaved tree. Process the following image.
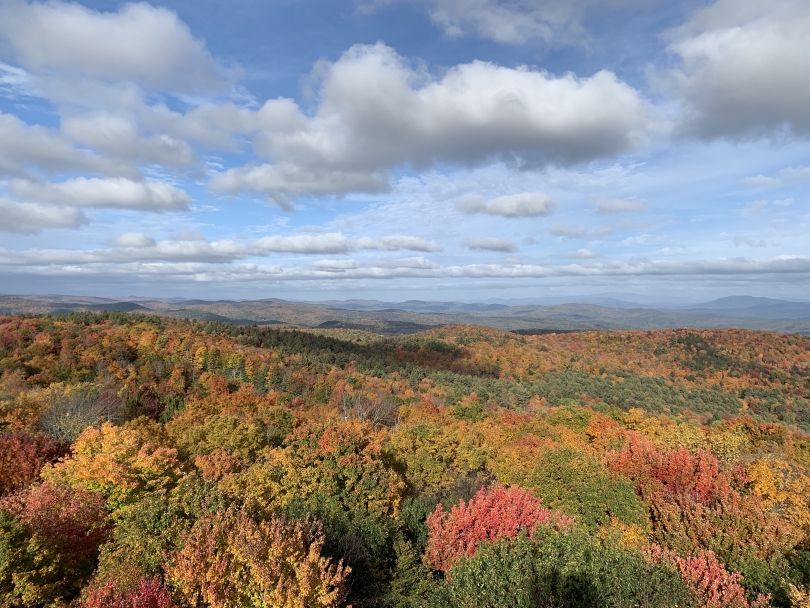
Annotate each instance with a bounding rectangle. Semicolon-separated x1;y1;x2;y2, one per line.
166;507;349;608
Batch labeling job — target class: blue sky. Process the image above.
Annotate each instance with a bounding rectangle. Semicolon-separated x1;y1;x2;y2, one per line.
0;0;809;302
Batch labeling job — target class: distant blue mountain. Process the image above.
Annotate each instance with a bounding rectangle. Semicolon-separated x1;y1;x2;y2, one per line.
684;296;810;320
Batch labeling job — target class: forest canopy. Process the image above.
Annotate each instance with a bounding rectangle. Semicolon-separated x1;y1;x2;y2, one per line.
1;312;810;607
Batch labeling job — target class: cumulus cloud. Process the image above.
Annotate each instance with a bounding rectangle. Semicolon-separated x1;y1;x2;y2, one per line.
141;101;262;150
210;43;651;201
743;166;810;187
550;223;589;237
375;235;443;251
61;114;194;166
0;1;229;90
253;234;356;255
550;221;635;238
0;198;86;234
742;175;782;188
311;256;440;272
734;236;767;247
0;111;134;178
455;192;557;217
211;163;389;210
362;0;648;45
565;248;600;258
668;0;810;138
0;232;444;266
254;233;442;254
107;232;157;248
9;177;192;211
741;200;768;217
311;259;358;271
589;196;647;213
463;237;518;252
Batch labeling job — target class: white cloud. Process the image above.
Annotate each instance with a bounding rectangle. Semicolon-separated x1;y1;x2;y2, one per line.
455;192;557;217
668;0;810;138
61;114;194;166
142;101;261;150
463;237;518;252
107;232;157;248
551;220;637;238
254;233;442;254
3;251;810;285
0;111;134;178
0;198;86;234
0;232;445;265
253;234;355;255
9;177;192;211
369;256;441;269
311;256;440;272
211;163;389;210
375;235;443;251
589;196;647;213
550;223;588;237
0;1;229;90
362;0;647;45
734;236;767;247
210;43;652;201
741;199;768;217
744;166;810;187
565;248;600;258
742;175;783;188
780;166;810;182
311;259;358;271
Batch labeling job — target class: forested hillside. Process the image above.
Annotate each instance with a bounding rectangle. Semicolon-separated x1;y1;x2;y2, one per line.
2;312;810;607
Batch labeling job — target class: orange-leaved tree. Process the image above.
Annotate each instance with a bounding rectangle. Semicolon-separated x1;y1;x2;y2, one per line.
42;419;184;510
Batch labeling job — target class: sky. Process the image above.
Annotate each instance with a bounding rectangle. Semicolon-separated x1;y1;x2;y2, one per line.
0;0;809;302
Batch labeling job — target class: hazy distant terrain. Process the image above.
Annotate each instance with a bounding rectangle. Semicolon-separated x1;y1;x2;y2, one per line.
3;294;810;335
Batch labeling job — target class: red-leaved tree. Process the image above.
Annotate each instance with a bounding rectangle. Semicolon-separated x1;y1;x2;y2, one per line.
2;480;109;563
0;429;66;496
424;484;571;572
0;481;110;605
648;546;769;608
85;576;177;608
609;434;800;567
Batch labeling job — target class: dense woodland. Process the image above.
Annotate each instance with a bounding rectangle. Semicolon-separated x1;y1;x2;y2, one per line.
2;312;810;607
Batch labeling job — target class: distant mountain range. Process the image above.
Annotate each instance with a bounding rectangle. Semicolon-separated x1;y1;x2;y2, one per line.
2;293;809;335
682;296;810;320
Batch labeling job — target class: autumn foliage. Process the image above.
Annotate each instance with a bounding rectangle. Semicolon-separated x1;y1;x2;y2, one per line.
166;507;349;608
424;485;571;571
2;313;810;607
0;481;109;606
85;576;177;608
649;545;770;608
0;430;65;496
